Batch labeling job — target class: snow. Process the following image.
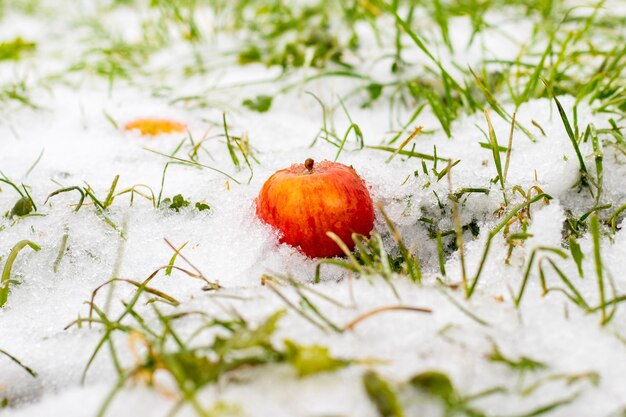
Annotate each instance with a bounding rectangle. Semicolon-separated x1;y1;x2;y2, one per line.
1;1;626;416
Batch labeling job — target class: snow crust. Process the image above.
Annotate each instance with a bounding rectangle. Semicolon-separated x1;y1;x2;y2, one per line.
1;1;625;416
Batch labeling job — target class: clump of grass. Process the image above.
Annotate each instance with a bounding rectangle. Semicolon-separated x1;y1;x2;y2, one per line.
514;246;568;307
467;192;552;298
221;113;255;184
263;273;431;334
68;267;359;417
44;176;124;235
306;92;365;159
160;194;210;212
234;1;358;71
313;203;422;286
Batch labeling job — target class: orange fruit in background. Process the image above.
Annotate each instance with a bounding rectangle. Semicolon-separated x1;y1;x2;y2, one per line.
124;118;186;136
256;158;375;258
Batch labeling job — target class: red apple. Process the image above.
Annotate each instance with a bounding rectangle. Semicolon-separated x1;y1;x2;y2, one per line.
256;158;375;258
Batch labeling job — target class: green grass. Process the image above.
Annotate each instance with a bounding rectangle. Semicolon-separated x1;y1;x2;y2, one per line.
1;0;625;414
66;268;360;417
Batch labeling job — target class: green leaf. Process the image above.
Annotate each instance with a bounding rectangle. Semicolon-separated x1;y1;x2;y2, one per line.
363;370;405;417
366;83;384;101
409;371;456;405
284;339;349;377
213;310;285;355
238;46;262;64
243;95;273;113
195;202;210;212
10;196;34;217
568;236;584;277
162;351;220;388
165;194;190;211
0;37;36;61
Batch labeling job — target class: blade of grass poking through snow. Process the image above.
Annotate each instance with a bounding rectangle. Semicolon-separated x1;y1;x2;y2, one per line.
540;259;591;311
447;163;467;294
334;96;364;161
156;162;170;207
436;231;446;277
386;126;422;163
165;241;189;276
503;112;516;184
103;175;119;208
588;124;603;204
391;0;402;70
488;342;547;374
513;394;578;417
469;194;552;297
543;80;589;188
432;0;452;52
77;266;205;382
0;347;37;377
367;145;447;162
608;203;626;234
485;110;507;204
343;305;432;331
515;247;568;307
23;148;44;179
374;0;462;92
388;104;425;145
223;112;240;169
436;159;460;181
102;110;118;129
306;91;331;147
222;113;254;183
53;227;69;273
378;203;422;283
295;290;344;333
0;175;24;198
145;148;240;184
314;232;401;299
435;282;490;326
0;240;41;308
516;40;552;106
45;186;86;211
590;214;607;324
262;275;339;332
469;67;535;142
568;236;584;278
20;184;37;212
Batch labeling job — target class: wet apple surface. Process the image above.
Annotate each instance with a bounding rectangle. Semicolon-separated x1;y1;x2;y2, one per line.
256;159;374;258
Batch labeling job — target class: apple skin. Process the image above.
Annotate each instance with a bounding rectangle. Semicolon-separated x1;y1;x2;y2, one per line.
256;159;375;258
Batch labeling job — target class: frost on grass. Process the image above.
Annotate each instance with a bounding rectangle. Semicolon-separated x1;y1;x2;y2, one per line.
1;0;626;416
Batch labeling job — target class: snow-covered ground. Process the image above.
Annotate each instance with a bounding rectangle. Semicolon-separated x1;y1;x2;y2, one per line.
1;1;625;416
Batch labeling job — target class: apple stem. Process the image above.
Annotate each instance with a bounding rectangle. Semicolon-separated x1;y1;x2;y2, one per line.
305;158;314;172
